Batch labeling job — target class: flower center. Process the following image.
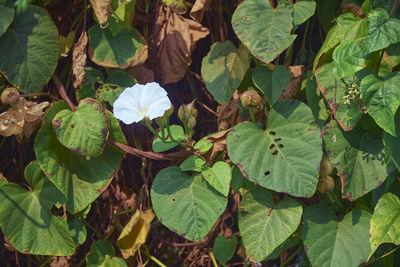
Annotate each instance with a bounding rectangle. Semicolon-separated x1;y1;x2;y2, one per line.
137;108;148;117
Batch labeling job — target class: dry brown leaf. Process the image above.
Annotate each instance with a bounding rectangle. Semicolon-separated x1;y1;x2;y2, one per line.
127;63;155;84
89;0;112;25
148;4;209;84
217;91;243;130
0;108;24;136
342;3;363;17
279;65;305;100
116;209;155;259
190;0;210;22
72;32;88;88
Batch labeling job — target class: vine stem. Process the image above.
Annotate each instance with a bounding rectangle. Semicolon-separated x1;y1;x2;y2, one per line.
389;0;398;18
209;251;219;267
281;246;301;267
107;139;191;160
141;247;167;267
52;74;76;111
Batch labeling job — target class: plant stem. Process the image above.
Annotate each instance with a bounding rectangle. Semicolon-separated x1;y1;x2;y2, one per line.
281;246;301;267
249;108;256;122
209;251;219;267
141;247;167;267
241;238;247;266
327;190;344;210
53;74;76;111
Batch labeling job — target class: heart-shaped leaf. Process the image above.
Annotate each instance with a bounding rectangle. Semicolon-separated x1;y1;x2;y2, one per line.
369;192;400;257
315;61;363;131
152;125;187;152
333;38;367;78
180;155;206;172
88;24;147;68
253;65;290;106
0;0;13;37
201;161;231;197
361;72;400;136
293;0;316;27
227;100;322;197
302;204;371;267
213;235;238;266
0;162;84;255
363;8;400;53
323;122;394;201
232;0;296;63
34;102;126;212
0;5;59;93
52;98;110;157
151;166;227;241
239;188;302;262
201;41;250;104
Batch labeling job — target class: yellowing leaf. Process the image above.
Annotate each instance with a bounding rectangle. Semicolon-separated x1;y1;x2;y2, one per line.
116;209;155;258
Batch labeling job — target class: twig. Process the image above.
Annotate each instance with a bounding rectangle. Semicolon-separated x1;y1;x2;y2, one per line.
158;237;208;247
20;92;60;101
107;139;191;161
197;100;219;117
389;0;398;18
52;74;77;111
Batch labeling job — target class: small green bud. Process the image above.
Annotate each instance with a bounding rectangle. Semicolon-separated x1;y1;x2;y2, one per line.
319;154;334;176
1;87;20;106
178;100;197;123
240;90;261;108
317;175;335;193
187;116;197;129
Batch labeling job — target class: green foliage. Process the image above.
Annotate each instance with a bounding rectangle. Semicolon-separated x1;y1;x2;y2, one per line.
151;167;227;241
0;0;13;36
213;235;237;266
86;240;127;267
227;100;322;197
0;5;58;93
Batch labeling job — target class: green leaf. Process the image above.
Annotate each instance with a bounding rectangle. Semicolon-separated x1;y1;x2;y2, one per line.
333;38;367;78
34;102;125;212
88;24;147;68
363;8;400;53
52;98;110;157
201;41;249;104
180;155;206;172
106;69;136;87
194;136;213;153
0;162;81;255
302;204;371;267
0;5;58;93
315;61;363;131
232;0;296;63
361;72;400;136
315;0;342;33
213;235;237;266
253;65;290;106
108;0;136;36
293;0;316;26
227;100;322;197
305;71;329;128
383;110;400;170
369;192;400;257
151;167;227;241
201;161;231;197
323;122;394;200
312;25;340;72
0;0;13;36
76;67;105;100
238;188;302;262
101;256;127;267
86;240;115;267
152;125;187;152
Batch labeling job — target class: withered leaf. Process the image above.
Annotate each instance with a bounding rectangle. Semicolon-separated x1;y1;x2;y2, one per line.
89;0;112;25
217;91;243;130
72;31;88;88
0;108;24;136
279;65;305;100
148;5;209;84
190;0;210;22
116;209;155;259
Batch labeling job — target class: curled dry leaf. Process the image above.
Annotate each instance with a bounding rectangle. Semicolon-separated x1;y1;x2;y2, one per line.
116;209;155;259
72;32;88;88
279;65;305;100
0;108;24;136
190;0;210;22
148;4;209;84
341;3;363;17
89;0;112;25
217;91;243;130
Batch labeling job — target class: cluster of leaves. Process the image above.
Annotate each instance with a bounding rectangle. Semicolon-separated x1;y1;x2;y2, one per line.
0;0;400;266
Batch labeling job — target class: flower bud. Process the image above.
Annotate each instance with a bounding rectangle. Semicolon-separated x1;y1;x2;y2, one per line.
155;104;174;126
187;116;197;129
1;88;20;106
319;154;334;176
240;90;261;108
178;104;190;122
186;100;198;118
317;175;335;193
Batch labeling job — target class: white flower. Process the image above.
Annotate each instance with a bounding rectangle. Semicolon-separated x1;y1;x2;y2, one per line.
113;82;172;124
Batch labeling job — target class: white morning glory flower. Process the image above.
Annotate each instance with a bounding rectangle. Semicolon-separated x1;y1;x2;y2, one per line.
113;82;172;124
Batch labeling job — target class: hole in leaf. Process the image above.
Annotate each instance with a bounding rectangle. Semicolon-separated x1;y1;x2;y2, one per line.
269;144;275;149
269;131;276;135
242;16;248;20
264;171;270;176
278;144;284;148
272;150;278;156
274;138;281;142
171;198;176;202
70;123;75;128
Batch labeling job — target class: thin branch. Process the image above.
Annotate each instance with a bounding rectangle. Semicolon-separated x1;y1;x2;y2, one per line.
107;139;191;161
53;74;77;111
389;0;398;18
